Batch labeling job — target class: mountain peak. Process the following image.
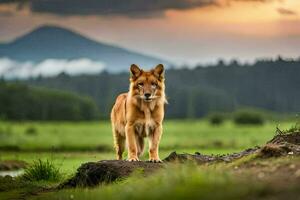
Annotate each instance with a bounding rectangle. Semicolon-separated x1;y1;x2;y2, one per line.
30;25;76;35
34;25;69;31
12;25;87;45
0;25;167;71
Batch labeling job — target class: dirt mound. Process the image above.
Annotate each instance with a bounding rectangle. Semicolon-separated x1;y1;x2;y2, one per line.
259;132;300;157
60;160;163;188
164;132;300;162
0;160;27;171
61;132;300;188
164;147;259;164
268;131;300;145
258;144;290;157
60;147;259;188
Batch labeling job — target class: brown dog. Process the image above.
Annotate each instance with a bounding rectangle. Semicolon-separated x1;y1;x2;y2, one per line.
110;64;166;162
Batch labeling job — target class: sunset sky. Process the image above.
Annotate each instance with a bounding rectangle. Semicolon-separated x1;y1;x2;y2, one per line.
0;0;300;65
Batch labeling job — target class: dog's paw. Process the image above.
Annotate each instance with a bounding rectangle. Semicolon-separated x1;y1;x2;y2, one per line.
127;157;140;162
148;158;163;163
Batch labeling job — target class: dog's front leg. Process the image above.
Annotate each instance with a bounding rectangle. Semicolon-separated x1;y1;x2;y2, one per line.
148;124;162;163
125;124;139;161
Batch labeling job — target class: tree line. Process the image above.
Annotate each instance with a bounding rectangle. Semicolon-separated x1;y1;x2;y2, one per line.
18;57;299;120
0;82;99;120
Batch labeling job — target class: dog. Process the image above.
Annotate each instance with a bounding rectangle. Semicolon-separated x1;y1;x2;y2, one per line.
111;64;166;162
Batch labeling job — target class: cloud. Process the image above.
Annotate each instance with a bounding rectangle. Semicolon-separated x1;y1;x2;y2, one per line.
0;58;105;79
0;0;217;17
277;8;297;16
0;0;276;18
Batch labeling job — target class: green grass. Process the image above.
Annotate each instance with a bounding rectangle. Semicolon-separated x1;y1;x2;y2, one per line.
22;159;62;182
0;120;299;200
0;121;113;151
30;164;266;200
280;122;300;134
0;152;113;175
0;120;294;174
0;120;293;151
30;156;300;200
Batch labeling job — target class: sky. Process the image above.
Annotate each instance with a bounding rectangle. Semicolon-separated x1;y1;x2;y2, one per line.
0;0;300;66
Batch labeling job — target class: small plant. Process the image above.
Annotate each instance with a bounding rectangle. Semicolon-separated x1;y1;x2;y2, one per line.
208;113;224;125
22;159;62;182
234;110;264;125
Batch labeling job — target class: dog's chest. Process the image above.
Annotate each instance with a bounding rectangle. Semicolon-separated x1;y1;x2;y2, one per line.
134;107;156;137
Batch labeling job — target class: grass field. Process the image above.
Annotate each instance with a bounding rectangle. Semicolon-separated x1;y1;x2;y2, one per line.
30;155;300;200
0;120;293;173
0;120;299;200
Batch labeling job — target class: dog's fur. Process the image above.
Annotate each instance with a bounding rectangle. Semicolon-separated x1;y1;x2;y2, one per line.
111;64;166;162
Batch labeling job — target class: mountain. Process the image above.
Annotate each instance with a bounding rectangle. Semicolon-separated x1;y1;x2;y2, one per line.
0;25;167;72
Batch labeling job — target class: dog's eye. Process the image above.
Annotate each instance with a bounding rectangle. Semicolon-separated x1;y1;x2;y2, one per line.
138;82;144;87
151;83;157;88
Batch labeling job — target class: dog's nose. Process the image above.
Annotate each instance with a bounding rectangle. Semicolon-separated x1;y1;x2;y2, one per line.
144;93;151;98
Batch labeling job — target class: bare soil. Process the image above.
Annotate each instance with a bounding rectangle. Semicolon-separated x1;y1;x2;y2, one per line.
60;160;163;188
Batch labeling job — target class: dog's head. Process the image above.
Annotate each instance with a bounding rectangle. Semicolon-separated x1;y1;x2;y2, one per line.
129;64;165;102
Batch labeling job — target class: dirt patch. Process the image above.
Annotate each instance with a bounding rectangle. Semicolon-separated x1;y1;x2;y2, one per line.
60;160;163;188
258;144;291;158
232;157;300;199
164;132;300;163
61;131;300;188
60;147;260;188
164;147;259;164
268;131;300;145
258;132;300;158
0;160;27;171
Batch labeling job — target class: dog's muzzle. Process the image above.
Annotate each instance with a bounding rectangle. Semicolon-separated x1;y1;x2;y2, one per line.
144;93;152;102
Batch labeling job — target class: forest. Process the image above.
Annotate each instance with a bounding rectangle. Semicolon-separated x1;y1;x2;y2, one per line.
0;82;98;120
18;57;300;119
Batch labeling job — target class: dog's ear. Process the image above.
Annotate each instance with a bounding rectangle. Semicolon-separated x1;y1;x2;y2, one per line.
153;64;164;79
130;64;142;78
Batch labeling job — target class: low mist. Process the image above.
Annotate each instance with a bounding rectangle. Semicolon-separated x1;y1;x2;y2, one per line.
0;58;105;79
